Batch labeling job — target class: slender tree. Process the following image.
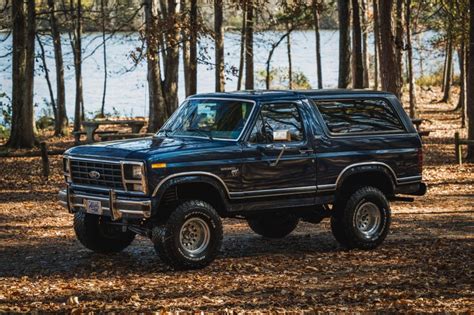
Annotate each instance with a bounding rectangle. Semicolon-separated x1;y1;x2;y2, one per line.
286;22;293;89
312;0;323;89
373;0;379;89
441;36;453;102
144;0;166;132
182;0;192;96
406;0;416;118
189;0;197;95
466;0;474;161
338;0;351;88
8;0;36;148
214;0;225;92
378;0;401;98
361;0;369;87
237;1;247;90
36;34;57;123
71;0;84;132
351;0;364;88
100;0;108;117
245;0;254;90
395;0;403;95
48;0;67;136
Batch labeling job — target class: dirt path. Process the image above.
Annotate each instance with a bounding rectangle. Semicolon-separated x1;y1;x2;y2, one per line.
0;90;473;312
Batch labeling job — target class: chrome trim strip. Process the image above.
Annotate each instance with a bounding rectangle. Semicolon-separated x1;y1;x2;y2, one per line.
317;184;337;192
158;97;257;142
230;186;317;196
397;175;422;183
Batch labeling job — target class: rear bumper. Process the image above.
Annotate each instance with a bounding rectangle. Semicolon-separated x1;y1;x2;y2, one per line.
395;182;427;196
58;187;152;220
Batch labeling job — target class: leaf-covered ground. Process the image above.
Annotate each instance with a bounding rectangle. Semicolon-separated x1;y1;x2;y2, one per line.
0;88;473;312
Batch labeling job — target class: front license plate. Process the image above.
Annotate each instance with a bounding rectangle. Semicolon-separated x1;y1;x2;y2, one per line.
85;200;102;215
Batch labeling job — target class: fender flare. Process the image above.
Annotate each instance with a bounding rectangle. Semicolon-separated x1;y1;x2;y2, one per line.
336;162;397;192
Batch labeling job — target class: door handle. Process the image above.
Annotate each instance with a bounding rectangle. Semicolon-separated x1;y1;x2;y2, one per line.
299;148;314;155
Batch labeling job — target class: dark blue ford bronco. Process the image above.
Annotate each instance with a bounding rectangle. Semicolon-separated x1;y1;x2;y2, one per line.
59;90;426;269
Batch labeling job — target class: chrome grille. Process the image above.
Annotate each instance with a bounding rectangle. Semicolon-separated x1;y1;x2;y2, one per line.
70;159;123;190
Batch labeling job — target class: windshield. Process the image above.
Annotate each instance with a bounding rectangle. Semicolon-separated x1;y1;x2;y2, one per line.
157;99;254;140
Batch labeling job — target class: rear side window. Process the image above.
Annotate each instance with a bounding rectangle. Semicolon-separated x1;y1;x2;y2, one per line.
312;99;405;134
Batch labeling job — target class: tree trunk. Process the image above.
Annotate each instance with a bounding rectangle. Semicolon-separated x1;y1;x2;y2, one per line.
189;0;197;95
395;0;403;95
237;2;246;90
8;0;36;148
145;0;166;132
441;36;453;102
245;0;254;90
466;0;474;161
406;0;416;118
163;0;180;116
361;0;369;87
214;0;225;92
48;0;67;136
181;0;192;97
72;0;83;132
459;43;466;128
378;0;401;99
265;31;292;90
373;0;379;89
337;0;351;88
100;0;108;117
312;0;323;89
36;34;57;122
286;23;293;89
351;0;364;88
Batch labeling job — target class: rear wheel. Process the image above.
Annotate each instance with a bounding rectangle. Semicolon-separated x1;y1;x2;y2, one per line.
331;186;391;250
73;212;136;253
151;200;223;269
247;213;299;238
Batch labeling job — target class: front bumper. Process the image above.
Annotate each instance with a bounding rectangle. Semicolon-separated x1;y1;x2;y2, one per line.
58;187;152;220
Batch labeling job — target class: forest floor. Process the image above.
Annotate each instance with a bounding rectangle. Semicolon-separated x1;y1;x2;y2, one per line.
0;88;473;312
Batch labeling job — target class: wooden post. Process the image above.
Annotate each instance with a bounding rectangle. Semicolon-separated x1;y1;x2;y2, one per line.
40;141;50;179
454;132;462;165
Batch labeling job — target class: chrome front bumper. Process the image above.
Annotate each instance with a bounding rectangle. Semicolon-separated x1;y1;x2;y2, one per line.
58;187;152;220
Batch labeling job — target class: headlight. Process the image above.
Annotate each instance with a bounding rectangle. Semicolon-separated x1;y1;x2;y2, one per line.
121;162;147;194
63;157;71;183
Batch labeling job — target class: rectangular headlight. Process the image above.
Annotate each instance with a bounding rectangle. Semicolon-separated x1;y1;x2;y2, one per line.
132;165;143;179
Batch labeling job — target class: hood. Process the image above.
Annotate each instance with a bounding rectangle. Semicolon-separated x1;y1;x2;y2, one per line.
65;136;236;161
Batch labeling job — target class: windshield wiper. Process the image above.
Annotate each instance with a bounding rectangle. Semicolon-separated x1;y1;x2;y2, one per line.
186;128;213;140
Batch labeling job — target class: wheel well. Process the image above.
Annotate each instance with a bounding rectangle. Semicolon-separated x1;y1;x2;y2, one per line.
337;171;394;197
158;182;228;219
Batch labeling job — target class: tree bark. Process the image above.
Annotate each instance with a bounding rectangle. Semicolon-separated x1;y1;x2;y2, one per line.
337;0;351;88
459;43;466;128
163;0;180;116
378;0;401;99
72;0;83;132
441;36;453;102
36;34;57;123
373;0;379;89
48;0;67;136
214;0;225;92
361;0;369;87
395;0;403;95
351;0;364;88
237;1;246;90
145;0;166;132
188;0;197;95
245;0;254;90
100;0;108;117
181;0;192;97
466;0;474;161
312;0;323;89
406;0;416;118
8;0;36;148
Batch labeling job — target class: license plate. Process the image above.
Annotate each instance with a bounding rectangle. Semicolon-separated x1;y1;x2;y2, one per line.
85;200;102;215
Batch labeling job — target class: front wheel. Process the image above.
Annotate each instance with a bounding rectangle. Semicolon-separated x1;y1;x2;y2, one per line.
151;200;223;270
73;212;136;253
331;186;391;250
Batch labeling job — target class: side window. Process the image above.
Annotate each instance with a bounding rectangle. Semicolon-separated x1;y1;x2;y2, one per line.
313;99;405;134
249;103;305;143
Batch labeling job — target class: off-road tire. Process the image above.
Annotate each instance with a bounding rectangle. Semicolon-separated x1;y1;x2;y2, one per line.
73;212;136;253
247;213;299;238
151;200;223;270
331;186;391;250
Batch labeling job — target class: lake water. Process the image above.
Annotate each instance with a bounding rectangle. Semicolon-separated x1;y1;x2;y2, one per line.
0;30;444;121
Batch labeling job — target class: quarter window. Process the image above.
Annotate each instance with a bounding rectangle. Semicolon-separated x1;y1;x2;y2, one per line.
312;99;405;134
249;103;305;143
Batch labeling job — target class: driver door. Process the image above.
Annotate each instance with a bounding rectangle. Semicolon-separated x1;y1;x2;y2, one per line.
239;102;317;198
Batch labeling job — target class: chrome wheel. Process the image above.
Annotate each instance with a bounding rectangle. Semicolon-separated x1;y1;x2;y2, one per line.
353;201;381;240
179;217;210;256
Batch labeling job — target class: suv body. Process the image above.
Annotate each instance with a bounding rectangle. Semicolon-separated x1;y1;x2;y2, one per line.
59;90;426;269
